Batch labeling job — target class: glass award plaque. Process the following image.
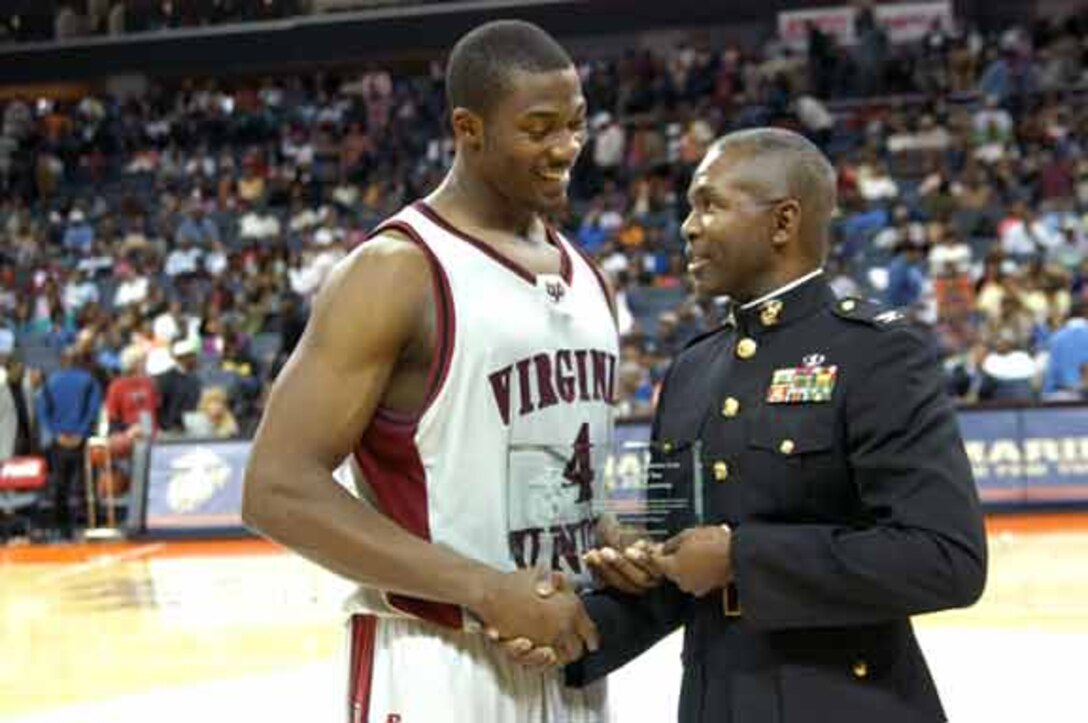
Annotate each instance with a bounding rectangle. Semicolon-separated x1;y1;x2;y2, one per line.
506;437;704;590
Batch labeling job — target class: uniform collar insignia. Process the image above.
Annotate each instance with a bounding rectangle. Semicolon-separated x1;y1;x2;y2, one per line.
759;299;783;327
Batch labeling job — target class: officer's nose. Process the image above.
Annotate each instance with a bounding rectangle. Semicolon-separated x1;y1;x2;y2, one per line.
681;211;700;246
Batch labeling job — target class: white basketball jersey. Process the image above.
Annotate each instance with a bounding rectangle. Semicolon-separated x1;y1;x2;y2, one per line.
344;201;619;629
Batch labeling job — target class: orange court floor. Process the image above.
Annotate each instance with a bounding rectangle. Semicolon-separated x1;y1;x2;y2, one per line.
2;512;1087;723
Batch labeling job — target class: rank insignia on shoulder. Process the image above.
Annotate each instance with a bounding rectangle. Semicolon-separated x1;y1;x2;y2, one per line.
874;310;904;325
767;364;838;403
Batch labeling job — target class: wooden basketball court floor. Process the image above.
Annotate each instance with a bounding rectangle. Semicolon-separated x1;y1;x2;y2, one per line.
2;513;1087;723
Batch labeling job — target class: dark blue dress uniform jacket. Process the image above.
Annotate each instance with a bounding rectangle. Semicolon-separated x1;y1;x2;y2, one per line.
568;276;987;722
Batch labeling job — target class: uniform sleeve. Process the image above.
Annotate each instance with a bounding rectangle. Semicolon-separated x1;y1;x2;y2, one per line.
731;326;987;630
565;584;690;687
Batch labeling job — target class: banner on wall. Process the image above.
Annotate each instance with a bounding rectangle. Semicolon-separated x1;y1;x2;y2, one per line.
139;405;1088;535
960;407;1088;505
778;1;954;50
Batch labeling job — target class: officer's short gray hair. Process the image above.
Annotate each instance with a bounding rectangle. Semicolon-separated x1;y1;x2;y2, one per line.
710;128;837;221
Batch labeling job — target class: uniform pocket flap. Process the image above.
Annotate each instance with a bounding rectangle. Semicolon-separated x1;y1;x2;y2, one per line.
747;408;835;455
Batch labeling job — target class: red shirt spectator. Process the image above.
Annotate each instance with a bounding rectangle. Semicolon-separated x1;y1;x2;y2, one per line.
105;347;158;434
1039;153;1075;203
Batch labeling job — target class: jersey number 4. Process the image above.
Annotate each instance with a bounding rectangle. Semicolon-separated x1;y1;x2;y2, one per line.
562;423;594;504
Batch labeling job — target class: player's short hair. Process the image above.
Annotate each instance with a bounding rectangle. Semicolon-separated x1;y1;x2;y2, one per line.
446;20;573;119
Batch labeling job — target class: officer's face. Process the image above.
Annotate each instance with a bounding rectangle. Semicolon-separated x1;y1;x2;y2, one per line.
682;150;779;301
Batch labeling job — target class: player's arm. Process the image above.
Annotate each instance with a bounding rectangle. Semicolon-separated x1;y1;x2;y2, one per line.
242;235;595;654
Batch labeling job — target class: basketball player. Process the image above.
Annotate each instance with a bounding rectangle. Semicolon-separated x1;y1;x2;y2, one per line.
243;20;617;723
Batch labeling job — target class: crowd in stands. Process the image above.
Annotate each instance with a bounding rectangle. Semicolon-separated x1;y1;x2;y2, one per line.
1;0;307;43
1;9;1088;539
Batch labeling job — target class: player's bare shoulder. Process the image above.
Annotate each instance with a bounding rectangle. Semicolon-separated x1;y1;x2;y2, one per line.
329;229;432;302
306;229;435;360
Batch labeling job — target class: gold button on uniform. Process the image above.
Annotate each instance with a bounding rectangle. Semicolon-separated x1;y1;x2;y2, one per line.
840;299;856;312
852;660;869;679
736;338;757;359
712;460;730;482
722;397;740;418
779;439;795;455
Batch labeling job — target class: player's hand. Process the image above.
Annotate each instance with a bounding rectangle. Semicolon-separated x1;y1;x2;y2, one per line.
583;516;663;595
475;569;598;665
492;634;563;670
486;573;592;669
649;525;733;597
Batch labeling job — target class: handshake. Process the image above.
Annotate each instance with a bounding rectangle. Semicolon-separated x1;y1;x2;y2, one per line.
472;523;734;669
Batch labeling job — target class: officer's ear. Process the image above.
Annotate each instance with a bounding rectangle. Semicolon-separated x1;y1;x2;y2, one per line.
771;199;801;249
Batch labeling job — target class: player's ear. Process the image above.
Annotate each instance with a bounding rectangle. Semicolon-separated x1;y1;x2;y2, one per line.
451;107;484;151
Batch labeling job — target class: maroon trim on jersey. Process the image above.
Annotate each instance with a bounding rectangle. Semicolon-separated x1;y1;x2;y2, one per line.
566;234;617;321
412;200;573;285
366;219;456;422
353;415;464;630
349;614;376;723
546;226;574;285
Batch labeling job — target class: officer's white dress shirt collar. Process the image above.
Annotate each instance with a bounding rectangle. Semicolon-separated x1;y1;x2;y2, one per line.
739;268;824;310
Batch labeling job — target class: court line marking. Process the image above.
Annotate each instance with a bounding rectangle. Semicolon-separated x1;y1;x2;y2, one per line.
33;543;166;585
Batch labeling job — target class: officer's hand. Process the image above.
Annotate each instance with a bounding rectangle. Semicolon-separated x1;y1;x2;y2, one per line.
650;525;733;597
583;516;663;595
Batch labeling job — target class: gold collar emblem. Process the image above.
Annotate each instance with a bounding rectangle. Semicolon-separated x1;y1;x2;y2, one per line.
760;299;783;327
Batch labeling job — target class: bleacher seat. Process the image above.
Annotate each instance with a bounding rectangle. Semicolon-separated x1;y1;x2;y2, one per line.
250;332;282;371
627;287;688;335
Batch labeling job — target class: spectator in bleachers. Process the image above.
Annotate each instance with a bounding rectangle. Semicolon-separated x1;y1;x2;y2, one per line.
951;163;998;236
1042;300;1088;399
0;310;14;358
155;337;202;435
105;346;157;437
1039;148;1077;210
885;241;928;309
928;224;972;276
0;355;38;461
857;159;899;203
36;347;102;540
175;199;220;247
0;10;1085;426
192;386;238;438
113;262;150;308
164;233;203;281
61;209;94;256
592;112;626;179
1049;218;1088;271
794;94;834;149
979;330;1038;401
63;269;100;314
615;359;654;419
1000;201;1062;257
983;289;1038;350
973;95;1014;143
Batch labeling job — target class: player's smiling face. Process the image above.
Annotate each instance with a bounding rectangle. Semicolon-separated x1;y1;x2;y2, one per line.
479;66;587;214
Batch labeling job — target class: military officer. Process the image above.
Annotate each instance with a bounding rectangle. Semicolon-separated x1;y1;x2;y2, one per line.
504;127;988;722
